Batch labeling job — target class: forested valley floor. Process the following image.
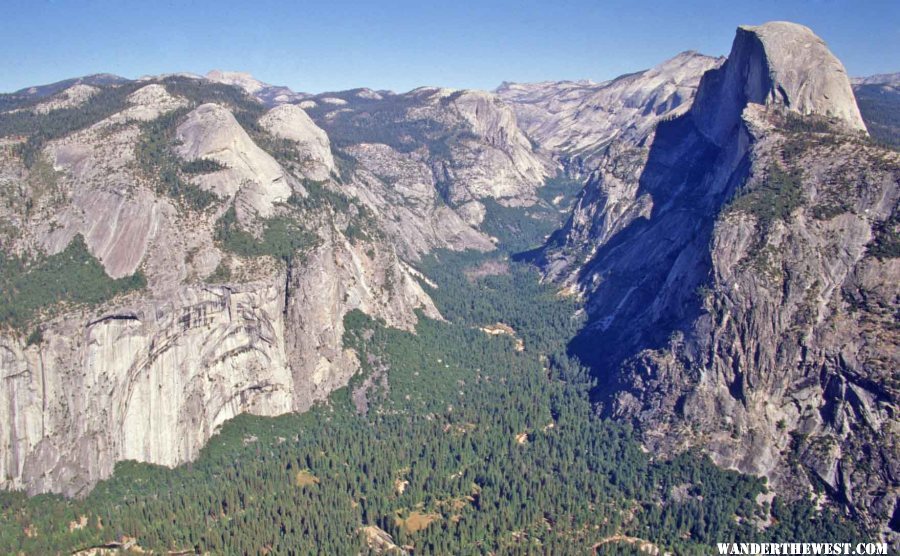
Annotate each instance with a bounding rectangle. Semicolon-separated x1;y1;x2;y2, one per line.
0;201;866;555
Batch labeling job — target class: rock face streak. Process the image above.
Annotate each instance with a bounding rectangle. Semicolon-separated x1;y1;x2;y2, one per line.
1;285;294;497
534;22;898;536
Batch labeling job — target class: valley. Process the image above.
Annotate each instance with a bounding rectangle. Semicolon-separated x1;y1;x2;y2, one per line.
0;242;866;554
0;18;896;554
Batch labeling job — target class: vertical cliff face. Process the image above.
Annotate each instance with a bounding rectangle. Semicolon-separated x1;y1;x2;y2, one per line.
0;77;438;496
440;89;551;203
540;22;898;536
1;284;293;496
612;123;898;538
282;223;439;412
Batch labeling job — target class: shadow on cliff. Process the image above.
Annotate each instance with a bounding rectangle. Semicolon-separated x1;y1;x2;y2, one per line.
557;112;752;408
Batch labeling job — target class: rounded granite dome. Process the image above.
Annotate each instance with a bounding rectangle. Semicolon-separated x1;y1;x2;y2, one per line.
737;21;866;131
692;20;867;145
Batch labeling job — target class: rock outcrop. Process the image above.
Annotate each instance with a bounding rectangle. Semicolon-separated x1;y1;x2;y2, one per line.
283;224;439;411
205;70;268;95
304;85;552;239
0;74;127;111
259;103;336;181
28;84;99;115
175;103;293;218
439;89;550;203
205;69;308;106
342;142;495;258
39;93;183;279
852;72;900;86
692;21;867;144
112;84;188;123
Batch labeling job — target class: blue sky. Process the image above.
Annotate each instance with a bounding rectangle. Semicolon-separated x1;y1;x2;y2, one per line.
1;0;897;94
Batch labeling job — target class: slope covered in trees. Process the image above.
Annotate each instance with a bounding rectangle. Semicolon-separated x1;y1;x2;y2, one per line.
854;83;900;149
0;234;146;331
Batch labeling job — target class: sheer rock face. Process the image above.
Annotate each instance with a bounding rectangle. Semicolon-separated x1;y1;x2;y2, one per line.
283;225;439;411
443;89;550;202
0;244;435;498
402;87;554;217
544;21;870;280
499;53;722;277
538;22;899;536
747;22;865;131
0;284;293;497
0;82;438;496
259;104;336;181
0;221;438;497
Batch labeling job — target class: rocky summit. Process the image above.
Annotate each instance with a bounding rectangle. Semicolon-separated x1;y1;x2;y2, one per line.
0;17;897;551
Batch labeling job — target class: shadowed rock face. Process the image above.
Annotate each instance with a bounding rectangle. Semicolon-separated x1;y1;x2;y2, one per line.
0;18;895;540
535;22;898;538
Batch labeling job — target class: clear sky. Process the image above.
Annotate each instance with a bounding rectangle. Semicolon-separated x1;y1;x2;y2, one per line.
1;0;897;94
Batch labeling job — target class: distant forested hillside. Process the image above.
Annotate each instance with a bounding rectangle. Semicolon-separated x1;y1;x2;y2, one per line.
855;84;900;148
